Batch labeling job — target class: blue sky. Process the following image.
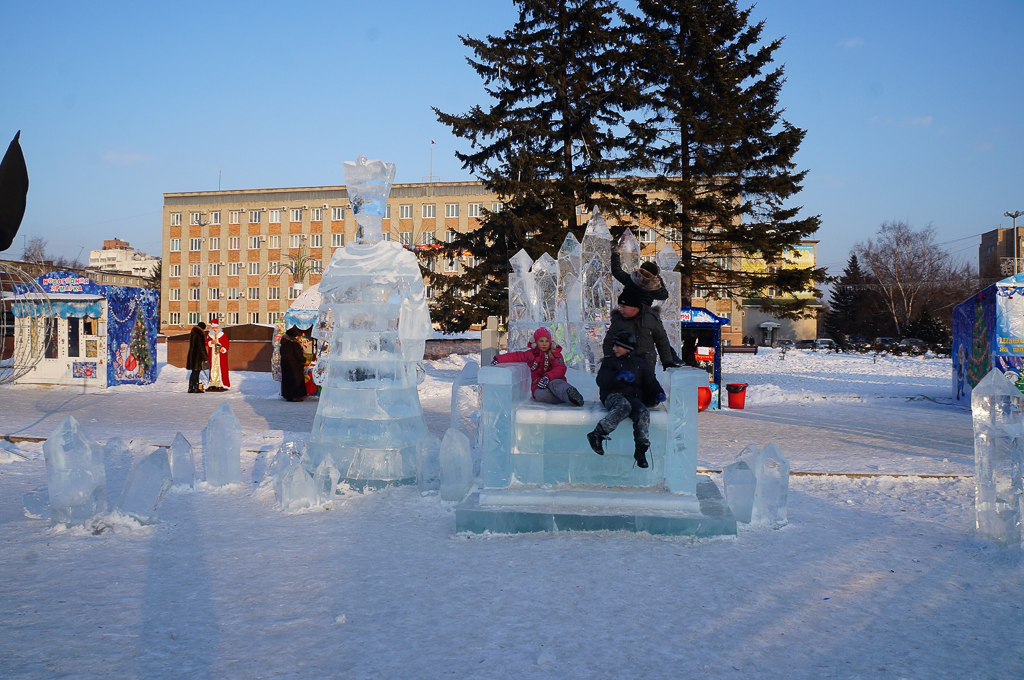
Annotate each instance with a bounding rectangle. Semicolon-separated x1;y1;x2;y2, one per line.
2;0;1021;276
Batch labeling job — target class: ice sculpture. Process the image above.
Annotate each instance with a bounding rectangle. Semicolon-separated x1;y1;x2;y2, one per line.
168;432;196;488
555;233;583;368
23;486;51;521
656;244;682;354
439;428;474;502
275;458;318;511
450;361;480;446
507;249;536;351
43;416;106;526
202;402;242;486
613;228;640;301
416;434;441;494
306;156;431;489
314;456;342;503
116;449;173;524
721;445;758;523
580;209;613;372
971;369;1024;546
722;443;790;525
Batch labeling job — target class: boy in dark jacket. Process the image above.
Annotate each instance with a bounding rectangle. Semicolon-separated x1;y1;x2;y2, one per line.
587;331;666;468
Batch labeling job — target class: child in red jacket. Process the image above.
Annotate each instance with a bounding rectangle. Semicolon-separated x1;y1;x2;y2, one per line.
492;327;585;406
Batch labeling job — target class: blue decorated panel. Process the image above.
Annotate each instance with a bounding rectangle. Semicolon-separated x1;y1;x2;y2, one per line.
104;286;160;386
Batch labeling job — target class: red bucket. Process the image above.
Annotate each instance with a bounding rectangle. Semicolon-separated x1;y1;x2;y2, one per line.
726;383;748;409
697;386;712;412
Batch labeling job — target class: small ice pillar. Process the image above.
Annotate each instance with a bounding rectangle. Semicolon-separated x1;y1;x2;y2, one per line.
439;428;474;502
508;249;536;351
116;449;173;524
613;228;640;301
971;369;1024;546
450;361;480;444
556;233;583;368
202;402;242;486
580;209;613;373
657;245;682;354
416;434;441;494
752;444;790;525
43;416;106;526
275;458;318;511
306;156;430;489
722;444;759;523
168;432;195;488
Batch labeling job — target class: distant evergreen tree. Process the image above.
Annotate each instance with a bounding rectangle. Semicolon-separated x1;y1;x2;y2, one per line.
620;0;825;312
825;254;868;342
432;0;638;332
905;308;950;347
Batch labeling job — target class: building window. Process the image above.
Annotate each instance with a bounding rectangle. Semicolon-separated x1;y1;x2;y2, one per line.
400;204;413;219
268;262;281;275
425;285;433;299
188;312;200;325
289;234;304;248
638;229;655;243
421;231;436;245
169;288;180;301
383;232;391;242
228;287;240;300
491;202;503;213
400;231;412;245
170;213;182;226
209;288;220;300
189;238;202;251
190;212;203;226
311;208;322;221
246;236;260;250
170;264;181;277
445;203;459;218
268;287;280;300
331;233;345;248
249;262;260;276
208;236;220;251
385;205;391;219
248;312;260;324
210;211;220;225
190;264;201;277
332;206;345;221
311;259;322;270
268;234;280;249
249;210;261;224
169;312;180;325
229;237;240;250
269;209;282;223
228;312;240;325
446;230;457;243
468;203;482;218
310;234;322;248
444;258;458;273
422;204;436;219
229;263;241;276
230;211;241;225
291;208;303;222
189;288;201;301
170;238;181;252
246;287;259;300
288;287;301;300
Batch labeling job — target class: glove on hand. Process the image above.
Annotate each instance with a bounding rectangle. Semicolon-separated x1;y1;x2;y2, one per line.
491;356;499;366
615;370;636;383
663;360;682;369
655;392;667;403
537;375;550;389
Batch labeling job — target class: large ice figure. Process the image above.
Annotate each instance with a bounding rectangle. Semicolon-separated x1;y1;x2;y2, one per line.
555;233;583;368
116;449;173;524
439;428;474;502
168;432;196;488
580;209;613;372
306;156;431;489
613;228;640;301
507;249;536;351
656;244;682;354
43;416;106;526
202;402;242;486
971;369;1024;546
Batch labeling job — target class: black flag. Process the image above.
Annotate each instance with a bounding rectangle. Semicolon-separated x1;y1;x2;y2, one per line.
0;131;29;252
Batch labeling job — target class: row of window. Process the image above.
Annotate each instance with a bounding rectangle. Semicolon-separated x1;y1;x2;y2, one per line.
170;311;279;326
169;227;471;253
167;286;302;301
168;261;323;277
169;202;502;227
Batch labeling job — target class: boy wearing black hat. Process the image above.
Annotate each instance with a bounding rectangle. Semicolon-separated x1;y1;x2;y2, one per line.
587;331;666;468
603;288;680;371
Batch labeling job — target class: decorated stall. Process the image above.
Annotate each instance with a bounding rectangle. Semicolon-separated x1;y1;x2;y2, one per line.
680;306;728;410
952;272;1024;404
274;283;321;394
7;270;159;387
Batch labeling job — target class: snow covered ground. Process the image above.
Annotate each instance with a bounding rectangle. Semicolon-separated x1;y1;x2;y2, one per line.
1;347;1021;678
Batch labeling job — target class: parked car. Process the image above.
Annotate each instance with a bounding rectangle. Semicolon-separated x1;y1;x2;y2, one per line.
873;337;897;351
794;339;816;349
815;338;836;350
775;338;794;349
898;338;929;354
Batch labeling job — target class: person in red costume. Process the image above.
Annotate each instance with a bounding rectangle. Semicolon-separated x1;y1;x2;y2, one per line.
492;327;585;406
205;319;230;391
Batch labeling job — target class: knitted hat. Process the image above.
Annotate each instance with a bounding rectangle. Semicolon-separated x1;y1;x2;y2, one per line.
533;327;552;342
640;261;660;276
617;288;643;309
612;331;636;352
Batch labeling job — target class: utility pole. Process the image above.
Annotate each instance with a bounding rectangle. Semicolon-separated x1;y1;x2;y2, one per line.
1007;211;1024;275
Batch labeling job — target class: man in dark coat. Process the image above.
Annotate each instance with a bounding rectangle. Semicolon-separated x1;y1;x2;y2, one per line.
602;289;680;371
186;322;207;393
280;327;307;402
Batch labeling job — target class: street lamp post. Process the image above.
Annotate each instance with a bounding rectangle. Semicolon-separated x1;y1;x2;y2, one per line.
1008;211;1024;275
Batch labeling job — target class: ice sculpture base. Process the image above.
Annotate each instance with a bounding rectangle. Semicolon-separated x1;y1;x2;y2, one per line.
342;475;417;492
456;475;735;536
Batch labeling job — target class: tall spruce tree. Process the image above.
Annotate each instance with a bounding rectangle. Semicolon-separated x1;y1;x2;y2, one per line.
824;253;868;342
432;0;636;331
621;0;825;312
